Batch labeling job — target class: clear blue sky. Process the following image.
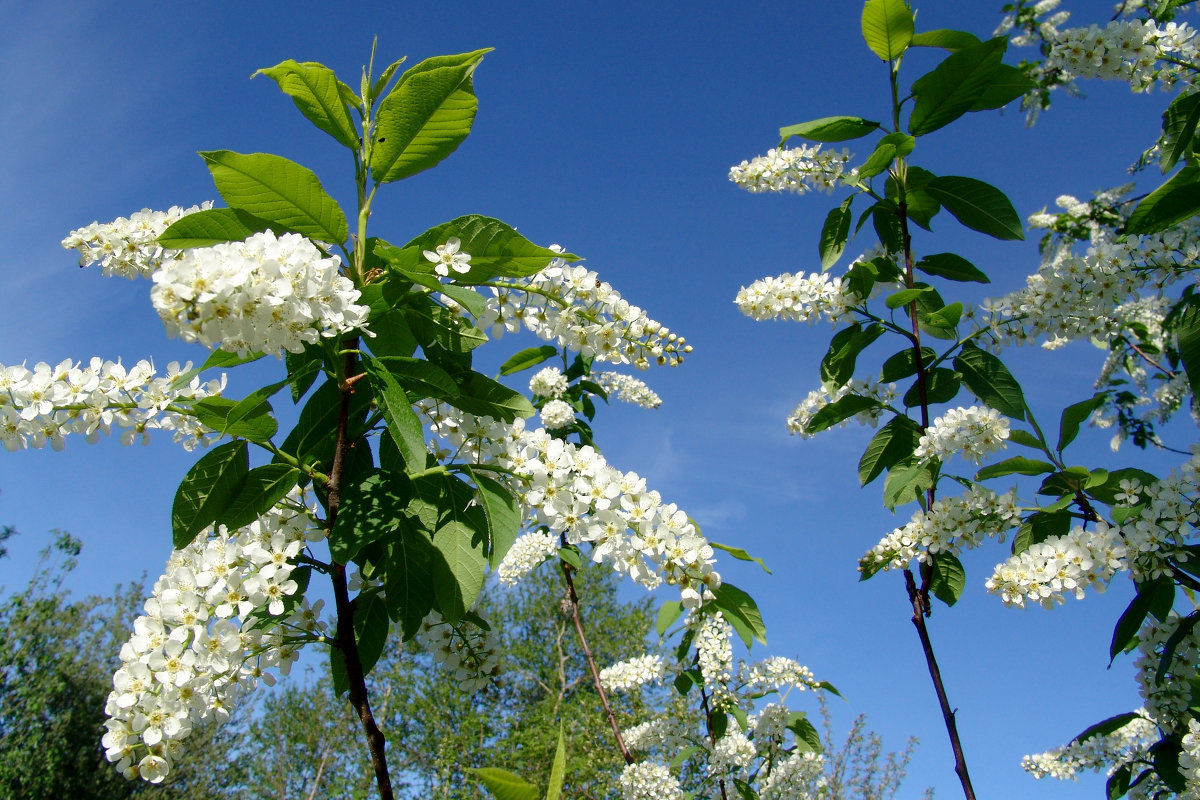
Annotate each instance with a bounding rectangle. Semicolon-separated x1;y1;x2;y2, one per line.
0;0;1185;797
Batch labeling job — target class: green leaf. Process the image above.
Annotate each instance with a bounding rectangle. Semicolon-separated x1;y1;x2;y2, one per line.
406;302;489;354
711;583;767;647
954;343;1026;419
371;49;491;183
285;347;323;403
172;441;249;549
1110;579;1175;661
1161;92;1200;173
253;60;360;150
158;207;285;249
198;150;349;244
882;456;936;509
925;175;1023;240
1125;165;1200;234
857;143;898;182
1073;712;1143;745
218;464;300;530
1153;739;1189;793
859;416;921;485
804;394;881;435
385;531;440;640
1172;294;1200;397
908;37;1006;136
821;323;884;386
885;286;933;309
872;204;905;253
435;283;489;318
1107;764;1132;800
969;64;1036;111
929;552;966;606
780;115;881;143
545;725;566;800
787;712;822;753
910;29;982;50
1011;509;1072;555
383;214;575;281
711;542;771;574
466;469;522;568
915;253;990;283
1155;611;1200;684
500;346;560;376
1058;393;1109;452
469;768;540;800
1007;429;1044;450
354;593;391;678
976;456;1055;480
902;366;959;406
453;372;536;422
376;357;459;401
657;600;685;637
861;0;914;62
363;357;427;473
432;519;487;624
819;197;854;270
557;547;582;570
880;347;936;382
330;470;413;563
922;301;963;330
191;388;279;443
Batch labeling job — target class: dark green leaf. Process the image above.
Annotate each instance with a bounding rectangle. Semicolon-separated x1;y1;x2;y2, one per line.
158;207;285;249
500;346;560;376
970;64;1036;111
1173;294;1200;397
804;394;881;435
375;356;459;401
354;593;391;678
1007;429;1043;450
407;302;489;353
780;116;881;143
219;464;300;530
453;372;536;422
787;713;822;753
432;518;487;624
954;344;1026;419
1107;764;1132;800
872;204;905;253
330;470;413;563
385;531;440;640
886;287;933;309
922;301;963;330
1156;611;1200;684
435;283;489;318
1126;165;1200;234
902;367;959;406
908;38;1006;136
903;186;941;230
1058;393;1109;452
711;583;767;647
880;347;936;382
976;456;1055;480
929;552;966;606
821;323;884;386
285;347;323;403
191;388;279;443
1153;739;1188;792
915;253;990;283
466;469;522;568
1161;92;1200;173
363;357;427;473
859;416;922;485
925;175;1023;240
172;441;249;549
253;60;360;150
1012;509;1073;555
1111;579;1175;661
861;0;914;61
198;150;349;244
382;214;576;281
1073;712;1143;745
820;197;855;270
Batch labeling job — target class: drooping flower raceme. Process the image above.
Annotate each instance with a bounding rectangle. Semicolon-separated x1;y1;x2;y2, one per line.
735;271;859;324
1046;17;1198;92
728;145;855;195
528;366;569;399
0;358;223;451
599;654;666;692
479;259;691;369
416;611;501;692
985;522;1127;608
594;371;662;409
102;490;326;783
495;530;561;585
914;405;1011;465
786;379;897;437
150;230;369;357
63;202;212;278
1021;708;1158;781
539;398;575;429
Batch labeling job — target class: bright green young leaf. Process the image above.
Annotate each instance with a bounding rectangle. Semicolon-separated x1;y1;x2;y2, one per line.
433;283;489;319
469;768;540;800
545;725;566;800
198;150;349;244
363;357;427;472
1125;165;1200;234
885;286;933;309
329;470;413;563
925;175;1023;240
909;28;982;50
975;456;1055;481
1058;393;1109;452
882;456;936;509
371;50;491;183
1011;510;1072;555
711;583;767;647
880;346;936;382
253;60;360;150
908;37;1006;136
805;394;881;435
466;469;522;567
158;207;285;249
1161;92;1200;173
191;386;280;443
711;541;771;574
453;372;536;422
368;56;407;106
859;416;921;486
929;552;966;606
218;464;300;530
861;0;914;62
787;712;822;753
954;343;1027;419
557;547;582;570
922;301;963;329
969;64;1036;111
500;345;560;376
657;600;685;637
902;186;941;230
821;323;884;387
1007;428;1044;450
915;252;990;283
820;197;854;270
172;441;249;549
879;131;916;156
779;116;881;144
857;142;898;182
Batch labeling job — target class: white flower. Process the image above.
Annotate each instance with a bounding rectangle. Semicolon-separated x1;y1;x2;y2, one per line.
529;366;569;399
62;203;212;279
496;531;560;585
539;399;575;429
914;405;1010;464
600;655;666;691
423;237;472;277
618;762;684;800
729;145;855;195
594;371;662;409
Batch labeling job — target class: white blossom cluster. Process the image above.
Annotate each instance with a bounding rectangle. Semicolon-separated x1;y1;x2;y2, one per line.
599;654;666;691
539;398;576;429
986;522;1127;608
594;371;662;409
696;612;734;705
419;403;720;606
707;727;756;777
151;230;368;357
1021;708;1158;781
914;405;1011;465
1047;17;1198;91
62;202;212;278
786;379;897;437
495;530;561;585
861;488;1021;574
744;656;821;694
622;718;689;753
735;271;859;324
0;357;223;452
729;145;855;195
416;611;501;692
618;761;685;800
481;260;691;369
529;366;569;398
758;750;827;800
103;491;325;783
1135;612;1200;729
1181;718;1200;796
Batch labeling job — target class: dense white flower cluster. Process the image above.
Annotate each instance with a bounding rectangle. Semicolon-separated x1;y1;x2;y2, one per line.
785;379;897;437
420;403;720;606
539;398;576;429
696;612;734;704
481;260;691;369
529;366;569;398
708;728;756;777
495;531;561;585
600;654;667;692
1135;613;1200;728
758;750;826;800
862;488;1020;574
1021;709;1158;781
594;371;662;409
1181;718;1200;794
63;202;212;278
423;237;472;277
102;492;325;783
735;271;858;323
729;145;855;195
1047;18;1198;91
416;611;501;692
744;656;821;694
986;522;1126;608
618;761;685;800
914;405;1011;464
150;230;368;357
622;718;689;753
0;358;223;452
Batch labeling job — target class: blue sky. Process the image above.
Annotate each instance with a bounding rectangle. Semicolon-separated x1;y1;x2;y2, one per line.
0;0;1188;797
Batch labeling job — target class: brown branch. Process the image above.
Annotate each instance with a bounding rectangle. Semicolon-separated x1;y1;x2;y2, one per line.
559;560;634;764
327;341;394;800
